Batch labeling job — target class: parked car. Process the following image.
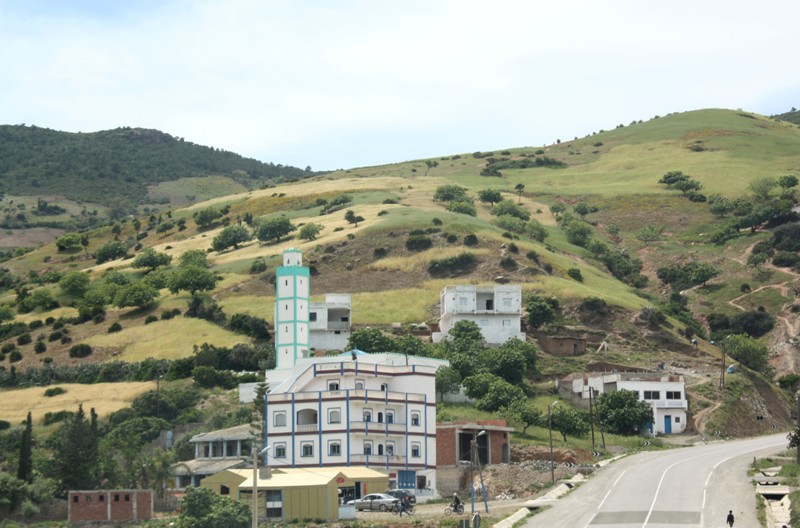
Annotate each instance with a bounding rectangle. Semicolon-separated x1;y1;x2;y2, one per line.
385;489;416;505
346;493;399;512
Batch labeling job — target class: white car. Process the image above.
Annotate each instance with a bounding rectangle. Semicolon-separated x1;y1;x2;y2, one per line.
346;493;399;512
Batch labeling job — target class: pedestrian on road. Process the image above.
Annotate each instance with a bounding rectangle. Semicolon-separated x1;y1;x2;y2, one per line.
726;510;735;527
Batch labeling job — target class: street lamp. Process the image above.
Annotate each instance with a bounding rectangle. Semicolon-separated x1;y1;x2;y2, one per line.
252;445;271;528
547;401;560;485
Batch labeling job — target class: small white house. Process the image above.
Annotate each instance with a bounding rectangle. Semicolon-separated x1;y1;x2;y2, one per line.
560;372;688;435
309;294;351;351
431;285;526;344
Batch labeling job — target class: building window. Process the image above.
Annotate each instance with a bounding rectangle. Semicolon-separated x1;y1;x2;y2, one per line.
355;380;365;390
125;495;130;502
274;443;286;458
411;412;420;426
341;316;349;322
502;319;511;326
503;297;512;307
364;410;372;422
480;319;488;326
301;443;314;457
72;496;78;503
386;443;394;456
265;490;282;519
364;442;373;455
666;391;681;400
643;391;660;400
329;408;341;424
99;495;104;502
310;312;317;322
273;411;286;427
328;380;340;391
411;443;421;458
220;485;229;495
114;495;119;502
377;412;383;423
675;416;681;423
329;441;341;456
380;383;388;391
386;412;394;424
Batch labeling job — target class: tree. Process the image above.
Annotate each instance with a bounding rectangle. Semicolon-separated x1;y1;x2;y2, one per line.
255;216;296;244
17;412;33;483
51;404;99;492
709;196;735;217
111;224;122;239
177;485;250;528
505;400;543;434
55;232;83;252
588;240;609;258
156;220;175;234
0;305;14;323
478;189;503;206
344;210;364;227
193;207;224;228
481;344;527;385
573;203;590;219
658;171;688;186
673;178;702;195
550;404;589;441
179;249;209;268
497;337;538;375
80;234;90;257
434;185;470;203
298;223;323;241
476;377;525;412
424;160;439;176
447;201;477;216
526;219;548;242
212;225;251;252
490;200;530;220
594;389;654;435
688;262;720;286
435;366;462;401
347;327;394;352
524;295;556;328
169;265;218;296
747;252;769;271
95;240;128;264
563;218;592;247
721;334;769;373
514;183;525;204
59;271;90;296
132;248;173;272
635;225;664;245
748;177;777;200
778;174;798;189
114;281;159;310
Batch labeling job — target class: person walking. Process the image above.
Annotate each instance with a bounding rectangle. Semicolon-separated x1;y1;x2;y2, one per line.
726;510;735;527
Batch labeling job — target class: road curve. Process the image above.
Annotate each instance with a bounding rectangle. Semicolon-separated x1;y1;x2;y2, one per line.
524;433;787;528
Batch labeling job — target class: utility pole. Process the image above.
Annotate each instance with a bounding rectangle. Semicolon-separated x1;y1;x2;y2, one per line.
588;387;596;448
719;340;726;389
796;394;800;465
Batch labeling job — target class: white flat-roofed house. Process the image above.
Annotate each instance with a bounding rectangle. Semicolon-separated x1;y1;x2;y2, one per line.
431;285;526;344
263;351;446;497
309;294;351;351
561;372;688;435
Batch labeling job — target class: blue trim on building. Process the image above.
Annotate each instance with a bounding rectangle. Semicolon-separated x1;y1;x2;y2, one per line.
291;393;296;467
318;391;323;466
346;390;351;466
404;394;409;470
424;393;428;469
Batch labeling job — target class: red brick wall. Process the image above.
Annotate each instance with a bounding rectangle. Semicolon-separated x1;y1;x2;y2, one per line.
489;431;508;464
436;428;457;466
69;490;152;522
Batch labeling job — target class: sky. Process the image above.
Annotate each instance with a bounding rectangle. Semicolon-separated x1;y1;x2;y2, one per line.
1;0;798;171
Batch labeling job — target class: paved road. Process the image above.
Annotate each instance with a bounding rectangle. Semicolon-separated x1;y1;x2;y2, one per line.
524;433;787;528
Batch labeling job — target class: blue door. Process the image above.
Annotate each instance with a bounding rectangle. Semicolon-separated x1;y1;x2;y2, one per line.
398;470;416;489
664;415;672;434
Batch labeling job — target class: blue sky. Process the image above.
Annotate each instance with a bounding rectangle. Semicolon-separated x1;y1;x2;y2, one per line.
1;0;798;171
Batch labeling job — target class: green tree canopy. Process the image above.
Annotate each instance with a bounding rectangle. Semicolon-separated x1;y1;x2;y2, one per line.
255;216;296;244
478;189;502;206
177;485;250;528
435;366;462;401
114;281;159;310
595;389;654;435
524;295;556;329
490;199;530;221
434;184;471;203
59;271;91;296
550;403;589;442
95;240;128;264
722;334;769;373
169;265;218;295
505;400;543;434
346;327;395;352
179;249;209;268
344;210;364;227
192;207;225;228
55;232;83;252
298;223;323;241
212;225;251;252
132;248;173;272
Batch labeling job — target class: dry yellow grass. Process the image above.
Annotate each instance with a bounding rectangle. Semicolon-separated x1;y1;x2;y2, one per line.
218;295;275;322
367;247;492;272
83;318;250;361
12;307;79;323
0;382;155;425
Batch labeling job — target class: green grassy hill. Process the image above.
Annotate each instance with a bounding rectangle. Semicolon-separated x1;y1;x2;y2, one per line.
1;107;798;437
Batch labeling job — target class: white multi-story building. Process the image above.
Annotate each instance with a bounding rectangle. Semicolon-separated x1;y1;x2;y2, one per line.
309;294;351;351
262;351;446;495
560;372;688;435
431;285;526;344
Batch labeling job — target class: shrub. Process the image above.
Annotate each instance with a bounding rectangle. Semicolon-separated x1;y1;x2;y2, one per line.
526;250;540;263
579;296;609;314
463;234;478;246
61;336;72;344
44;386;66;397
0;420;10;430
250;259;268;274
17;333;32;345
446;234;457;243
432;218;443;225
34;341;46;353
428;253;477;276
543;263;553;274
500;256;517;270
447;201;477;216
373;247;388;259
567;268;583;281
145;315;158;325
43;410;73;425
1;342;15;354
773;251;799;268
108;322;123;333
69;343;93;358
28;320;43;330
377;210;388;216
508;243;519;253
48;331;64;342
406;235;433;251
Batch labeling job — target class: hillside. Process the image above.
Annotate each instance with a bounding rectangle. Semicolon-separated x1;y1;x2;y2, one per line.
1;107;799;440
773;107;800;126
0;124;313;219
